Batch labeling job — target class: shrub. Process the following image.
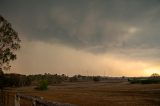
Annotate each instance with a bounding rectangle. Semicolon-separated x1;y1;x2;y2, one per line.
93;77;100;82
69;76;78;82
35;79;48;90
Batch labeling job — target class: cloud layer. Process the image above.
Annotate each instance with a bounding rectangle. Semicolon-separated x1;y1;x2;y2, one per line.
1;1;160;51
1;0;160;75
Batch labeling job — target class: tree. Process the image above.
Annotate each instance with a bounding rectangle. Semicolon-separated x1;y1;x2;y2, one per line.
0;15;20;90
151;73;160;78
0;70;4;89
0;15;20;72
93;76;100;82
69;76;78;82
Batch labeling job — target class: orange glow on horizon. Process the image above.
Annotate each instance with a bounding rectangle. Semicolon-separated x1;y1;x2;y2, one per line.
144;67;160;76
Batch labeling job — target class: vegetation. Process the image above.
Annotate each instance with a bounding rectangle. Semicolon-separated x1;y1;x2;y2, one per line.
0;70;4;89
4;73;31;87
35;79;48;90
150;73;160;78
0;15;21;72
1;73;68;88
28;73;68;85
128;78;160;84
1;72;159;88
0;15;21;90
93;76;100;82
69;76;78;82
0;73;31;87
128;73;160;84
13;80;160;106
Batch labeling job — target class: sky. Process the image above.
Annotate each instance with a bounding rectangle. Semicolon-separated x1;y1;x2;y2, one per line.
0;0;160;76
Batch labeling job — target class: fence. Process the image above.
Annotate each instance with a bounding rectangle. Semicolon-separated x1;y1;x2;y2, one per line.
0;90;15;106
0;91;76;106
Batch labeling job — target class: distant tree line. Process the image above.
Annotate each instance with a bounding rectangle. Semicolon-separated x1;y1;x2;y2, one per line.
1;73;31;88
0;73;69;89
1;72;141;89
69;75;108;82
28;73;69;85
128;73;160;84
0;73;111;89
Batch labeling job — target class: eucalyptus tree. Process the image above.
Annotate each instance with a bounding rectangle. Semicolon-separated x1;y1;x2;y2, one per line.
0;15;21;89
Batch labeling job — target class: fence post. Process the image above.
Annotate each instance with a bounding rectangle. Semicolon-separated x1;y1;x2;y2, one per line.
6;92;9;106
0;91;2;106
15;94;20;106
32;98;36;106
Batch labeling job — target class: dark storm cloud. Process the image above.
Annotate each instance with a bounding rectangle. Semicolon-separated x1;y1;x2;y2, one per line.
1;0;160;55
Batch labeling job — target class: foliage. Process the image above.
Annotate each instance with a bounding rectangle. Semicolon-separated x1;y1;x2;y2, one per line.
28;73;68;85
150;73;159;78
93;76;100;82
128;73;160;84
122;76;125;79
0;70;4;89
3;73;31;87
0;15;21;71
35;79;48;90
128;78;160;84
69;76;78;82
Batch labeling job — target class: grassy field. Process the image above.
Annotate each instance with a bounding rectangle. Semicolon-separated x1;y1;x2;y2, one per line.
8;79;160;106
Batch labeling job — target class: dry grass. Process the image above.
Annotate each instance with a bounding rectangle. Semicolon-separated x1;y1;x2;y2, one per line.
8;80;160;106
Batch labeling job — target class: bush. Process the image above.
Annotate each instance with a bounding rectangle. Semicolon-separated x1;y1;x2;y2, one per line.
93;77;100;82
35;80;48;90
69;76;78;82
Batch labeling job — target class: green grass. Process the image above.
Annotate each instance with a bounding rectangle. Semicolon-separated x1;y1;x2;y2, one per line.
128;78;160;84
